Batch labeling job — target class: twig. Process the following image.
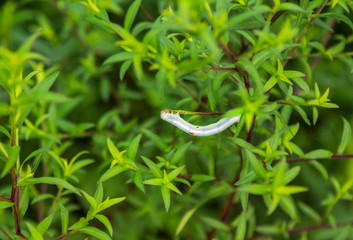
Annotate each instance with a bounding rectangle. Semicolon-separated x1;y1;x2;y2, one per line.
283;0;329;68
286;154;353;163
139;3;154;22
0;226;12;240
246;116;256;143
176;79;211;111
56;229;79;240
0;196;12;202
219;40;237;61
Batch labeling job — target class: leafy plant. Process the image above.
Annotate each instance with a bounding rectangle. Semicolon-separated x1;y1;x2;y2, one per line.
0;0;353;239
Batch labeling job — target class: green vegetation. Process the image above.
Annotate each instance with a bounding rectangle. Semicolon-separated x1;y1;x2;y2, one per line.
0;0;353;239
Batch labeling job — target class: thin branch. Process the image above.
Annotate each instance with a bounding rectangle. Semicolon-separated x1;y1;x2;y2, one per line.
0;226;12;240
246;116;256;143
56;229;79;240
283;0;329;68
0;196;12;202
219;40;237;61
203;67;237;71
286;154;353;163
139;4;154;22
176;79;211;111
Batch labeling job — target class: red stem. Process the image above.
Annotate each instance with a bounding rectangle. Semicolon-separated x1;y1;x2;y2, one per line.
0;226;12;240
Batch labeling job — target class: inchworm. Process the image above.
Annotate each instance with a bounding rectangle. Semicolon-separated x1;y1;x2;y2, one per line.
160;110;241;136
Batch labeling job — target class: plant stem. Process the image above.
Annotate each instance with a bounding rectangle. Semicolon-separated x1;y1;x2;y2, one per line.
286;154;353;163
164;109;223;115
176;79;211;111
0;226;12;240
139;3;154;22
56;229;79;240
0;196;12;202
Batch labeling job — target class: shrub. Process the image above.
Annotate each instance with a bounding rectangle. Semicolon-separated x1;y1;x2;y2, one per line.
0;0;353;239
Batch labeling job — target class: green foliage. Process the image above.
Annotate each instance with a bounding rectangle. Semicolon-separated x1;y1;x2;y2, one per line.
0;0;353;239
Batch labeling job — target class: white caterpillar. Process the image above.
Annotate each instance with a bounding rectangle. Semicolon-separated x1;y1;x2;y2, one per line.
160;110;241;136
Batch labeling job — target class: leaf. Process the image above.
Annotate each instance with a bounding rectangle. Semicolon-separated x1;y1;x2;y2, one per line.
304;149;333;159
141;156;163;178
0;201;14;209
276;185;308;195
293;105;311;125
120;60;132;80
201;217;229;231
284;166;301;184
292;77;309;93
298;201;321;223
1;145;20;178
0;126;10;139
142;129;168;151
246;150;266;180
176;207;197;235
337;117;352;154
32;71;60;92
127;134;142;162
103;52;134;65
133;170;145;193
238;184;270;195
283;70;305;78
191;174;216;182
37;213;54;235
312;106;318;125
95;214;113;237
161;185;170;212
171;141;192;164
82;191;97;209
107;138;125;165
263;75;278;92
124;0;142;31
60;204;69;234
235;211;247;240
235;171;257;186
98;165;128;183
17;177;80;195
79;226;111;240
94;182;104;204
167;166;185;181
27;222;44;240
69;217;88;230
318;12;353;30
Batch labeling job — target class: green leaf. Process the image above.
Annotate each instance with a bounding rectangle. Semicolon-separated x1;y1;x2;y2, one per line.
337;117;351;154
298;201;321;223
17;177;80;195
98;165;128;183
32;71;60;92
161;185;170;212
318;12;353;30
176;207;197;235
103;52;134;65
191;174;216;182
233;138;256;150
95;214;113;237
292;77;309;93
94;182;104;204
0;201;14;210
141;156;163;178
293;105;311;125
1;145;20;178
142;129;168;151
133;169;145;193
60;204;69;234
120;60;132;80
127;134;142;162
283;70;305;78
124;0;142;31
239;184;270;195
246;150;266;180
0;125;10;139
107;138;125;165
284;166;301;184
96;197;126;213
276;185;308;195
37;213;54;235
263;75;278;92
79;226;111;240
304;149;333;159
201;217;229;231
27;222;44;240
171;141;192;164
312;106;318;125
69;217;88;230
168;166;185;181
82;191;97;209
235;171;257;186
235;211;247;240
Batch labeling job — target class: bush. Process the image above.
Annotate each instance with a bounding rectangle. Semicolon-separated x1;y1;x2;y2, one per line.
0;0;353;239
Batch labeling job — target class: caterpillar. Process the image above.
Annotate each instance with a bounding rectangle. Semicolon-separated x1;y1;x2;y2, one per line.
160;110;240;136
